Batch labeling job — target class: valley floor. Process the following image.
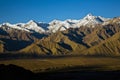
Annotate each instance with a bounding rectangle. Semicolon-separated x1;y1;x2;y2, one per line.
1;56;120;72
0;56;120;80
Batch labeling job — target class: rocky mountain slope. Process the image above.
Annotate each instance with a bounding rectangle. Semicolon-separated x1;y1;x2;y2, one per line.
84;32;120;56
20;17;120;56
0;25;47;51
0;14;120;56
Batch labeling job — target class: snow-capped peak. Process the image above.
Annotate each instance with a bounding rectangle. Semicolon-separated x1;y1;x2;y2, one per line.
0;22;29;32
2;22;13;26
26;20;38;26
0;20;46;33
76;13;110;27
49;19;63;24
27;20;37;24
83;13;96;20
65;19;79;23
23;20;45;33
87;13;93;16
0;13;111;33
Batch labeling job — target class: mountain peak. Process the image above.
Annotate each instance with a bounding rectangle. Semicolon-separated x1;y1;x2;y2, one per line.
27;20;37;24
83;13;95;20
26;20;39;27
86;13;93;16
2;22;11;26
0;13;111;33
49;19;62;25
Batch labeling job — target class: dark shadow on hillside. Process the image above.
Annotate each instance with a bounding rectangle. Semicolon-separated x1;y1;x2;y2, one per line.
1;64;120;80
62;30;89;48
0;29;9;35
31;32;48;39
0;64;34;80
58;42;72;50
1;39;32;51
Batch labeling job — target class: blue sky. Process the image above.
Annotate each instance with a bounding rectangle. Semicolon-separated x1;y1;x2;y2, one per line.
0;0;120;23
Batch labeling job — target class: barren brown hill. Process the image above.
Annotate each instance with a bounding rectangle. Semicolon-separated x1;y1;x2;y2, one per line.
0;17;120;56
0;26;47;51
20;18;120;56
82;32;120;56
20;31;87;55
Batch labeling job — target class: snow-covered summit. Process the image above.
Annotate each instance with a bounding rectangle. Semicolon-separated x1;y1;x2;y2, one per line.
77;13;110;27
0;22;29;31
48;19;80;33
0;20;46;33
83;13;95;20
0;14;110;33
23;20;45;33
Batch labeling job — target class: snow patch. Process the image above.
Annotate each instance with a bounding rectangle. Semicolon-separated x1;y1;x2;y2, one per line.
0;14;111;33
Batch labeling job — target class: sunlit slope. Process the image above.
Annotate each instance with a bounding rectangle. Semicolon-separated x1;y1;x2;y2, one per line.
0;40;4;53
20;31;87;55
83;32;120;56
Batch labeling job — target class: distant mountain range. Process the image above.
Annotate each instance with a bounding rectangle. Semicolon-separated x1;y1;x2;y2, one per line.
0;14;120;56
0;13;109;33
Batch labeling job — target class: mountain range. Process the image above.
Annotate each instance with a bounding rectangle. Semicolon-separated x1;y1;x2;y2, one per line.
0;13;109;33
0;14;120;56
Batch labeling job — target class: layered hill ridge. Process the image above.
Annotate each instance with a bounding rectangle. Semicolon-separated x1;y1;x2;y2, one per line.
20;31;87;55
0;26;47;51
83;32;120;56
0;14;120;56
20;17;120;56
